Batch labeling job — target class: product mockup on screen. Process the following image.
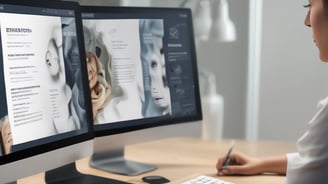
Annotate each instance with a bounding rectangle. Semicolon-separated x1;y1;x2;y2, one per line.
81;6;202;176
0;1;93;183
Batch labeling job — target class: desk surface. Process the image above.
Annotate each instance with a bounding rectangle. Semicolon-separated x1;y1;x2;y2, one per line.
18;137;296;184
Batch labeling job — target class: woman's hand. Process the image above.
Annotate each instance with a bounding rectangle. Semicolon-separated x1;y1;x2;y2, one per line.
216;152;264;175
216;152;287;175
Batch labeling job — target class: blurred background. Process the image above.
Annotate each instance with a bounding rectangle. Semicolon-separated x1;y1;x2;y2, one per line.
69;0;328;143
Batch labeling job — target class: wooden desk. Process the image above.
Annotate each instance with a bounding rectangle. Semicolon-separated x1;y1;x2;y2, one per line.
18;137;296;184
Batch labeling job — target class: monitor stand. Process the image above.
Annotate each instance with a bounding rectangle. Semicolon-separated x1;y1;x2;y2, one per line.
4;182;16;184
89;149;157;176
45;162;131;184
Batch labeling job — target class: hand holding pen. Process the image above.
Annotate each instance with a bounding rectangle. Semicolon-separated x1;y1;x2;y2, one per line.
216;140;266;175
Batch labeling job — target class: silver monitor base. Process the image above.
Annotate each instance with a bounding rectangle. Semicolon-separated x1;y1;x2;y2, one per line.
89;150;157;176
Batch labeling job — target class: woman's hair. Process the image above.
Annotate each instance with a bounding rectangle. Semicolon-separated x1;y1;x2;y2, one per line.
324;0;328;16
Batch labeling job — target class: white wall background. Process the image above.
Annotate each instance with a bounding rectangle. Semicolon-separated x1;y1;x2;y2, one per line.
258;0;328;142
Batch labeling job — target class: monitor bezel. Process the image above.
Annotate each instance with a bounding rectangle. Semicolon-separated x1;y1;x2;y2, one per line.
80;6;202;137
0;0;94;165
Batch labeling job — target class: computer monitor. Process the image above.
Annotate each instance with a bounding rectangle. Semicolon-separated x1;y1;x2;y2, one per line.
0;1;94;183
81;6;202;176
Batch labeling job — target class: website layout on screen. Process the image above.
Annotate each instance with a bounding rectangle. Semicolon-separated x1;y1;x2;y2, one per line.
0;5;88;156
83;11;198;127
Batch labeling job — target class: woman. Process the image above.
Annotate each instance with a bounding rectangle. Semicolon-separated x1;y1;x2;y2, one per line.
216;0;328;183
140;19;172;117
86;51;111;121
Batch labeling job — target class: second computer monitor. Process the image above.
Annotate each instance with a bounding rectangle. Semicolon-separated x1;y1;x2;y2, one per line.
81;6;202;175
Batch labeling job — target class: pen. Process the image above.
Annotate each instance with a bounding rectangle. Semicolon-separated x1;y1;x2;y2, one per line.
220;140;235;171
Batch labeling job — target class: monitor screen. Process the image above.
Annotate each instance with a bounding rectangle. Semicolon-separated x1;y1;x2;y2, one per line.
0;1;93;182
81;6;202;175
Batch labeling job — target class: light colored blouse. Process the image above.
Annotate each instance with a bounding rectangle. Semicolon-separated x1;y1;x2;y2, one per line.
286;96;328;183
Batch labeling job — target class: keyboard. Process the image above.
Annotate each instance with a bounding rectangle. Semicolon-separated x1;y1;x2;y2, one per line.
181;175;234;184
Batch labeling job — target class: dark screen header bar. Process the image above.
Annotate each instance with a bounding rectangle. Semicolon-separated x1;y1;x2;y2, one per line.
82;12;189;20
0;4;74;17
